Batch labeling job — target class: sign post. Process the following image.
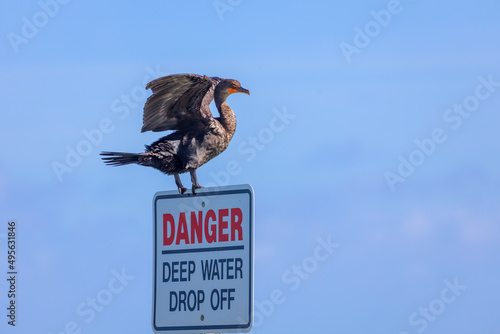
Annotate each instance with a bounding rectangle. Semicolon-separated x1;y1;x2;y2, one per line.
152;184;254;334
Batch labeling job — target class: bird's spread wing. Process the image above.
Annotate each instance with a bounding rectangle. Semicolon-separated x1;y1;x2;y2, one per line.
141;74;221;133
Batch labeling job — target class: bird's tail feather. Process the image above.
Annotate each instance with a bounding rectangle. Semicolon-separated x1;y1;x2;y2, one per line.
100;151;142;166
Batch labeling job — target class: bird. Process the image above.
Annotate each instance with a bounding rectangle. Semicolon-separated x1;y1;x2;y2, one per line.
100;73;250;195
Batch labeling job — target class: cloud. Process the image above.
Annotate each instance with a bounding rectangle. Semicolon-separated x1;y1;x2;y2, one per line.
400;209;435;239
458;215;499;244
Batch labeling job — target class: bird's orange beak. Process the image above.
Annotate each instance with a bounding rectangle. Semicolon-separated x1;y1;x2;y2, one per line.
228;86;250;95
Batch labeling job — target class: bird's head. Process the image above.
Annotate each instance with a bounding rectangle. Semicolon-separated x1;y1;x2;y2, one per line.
217;79;250;97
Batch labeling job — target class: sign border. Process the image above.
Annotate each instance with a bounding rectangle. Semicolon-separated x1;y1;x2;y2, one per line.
152;184;254;333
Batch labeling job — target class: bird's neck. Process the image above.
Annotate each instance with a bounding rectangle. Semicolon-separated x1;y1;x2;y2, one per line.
215;97;237;136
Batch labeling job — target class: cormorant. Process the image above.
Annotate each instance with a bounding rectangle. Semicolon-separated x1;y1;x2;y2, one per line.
100;74;250;195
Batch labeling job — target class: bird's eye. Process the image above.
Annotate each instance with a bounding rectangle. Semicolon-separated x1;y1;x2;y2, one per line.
229;84;234;88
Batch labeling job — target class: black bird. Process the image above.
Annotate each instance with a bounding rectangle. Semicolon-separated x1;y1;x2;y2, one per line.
100;74;250;195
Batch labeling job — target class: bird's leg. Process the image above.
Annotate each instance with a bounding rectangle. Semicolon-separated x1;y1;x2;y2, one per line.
174;173;187;195
189;168;203;195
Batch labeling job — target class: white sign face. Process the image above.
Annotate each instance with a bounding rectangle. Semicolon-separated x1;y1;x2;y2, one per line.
152;184;254;334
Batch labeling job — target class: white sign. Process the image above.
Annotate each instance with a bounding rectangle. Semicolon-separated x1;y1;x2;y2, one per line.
152;184;254;334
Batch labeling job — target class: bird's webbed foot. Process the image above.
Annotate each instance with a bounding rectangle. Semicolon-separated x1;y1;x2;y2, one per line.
192;184;204;195
174;174;188;196
189;169;203;195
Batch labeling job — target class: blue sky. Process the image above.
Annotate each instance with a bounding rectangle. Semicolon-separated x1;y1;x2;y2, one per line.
1;0;500;333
